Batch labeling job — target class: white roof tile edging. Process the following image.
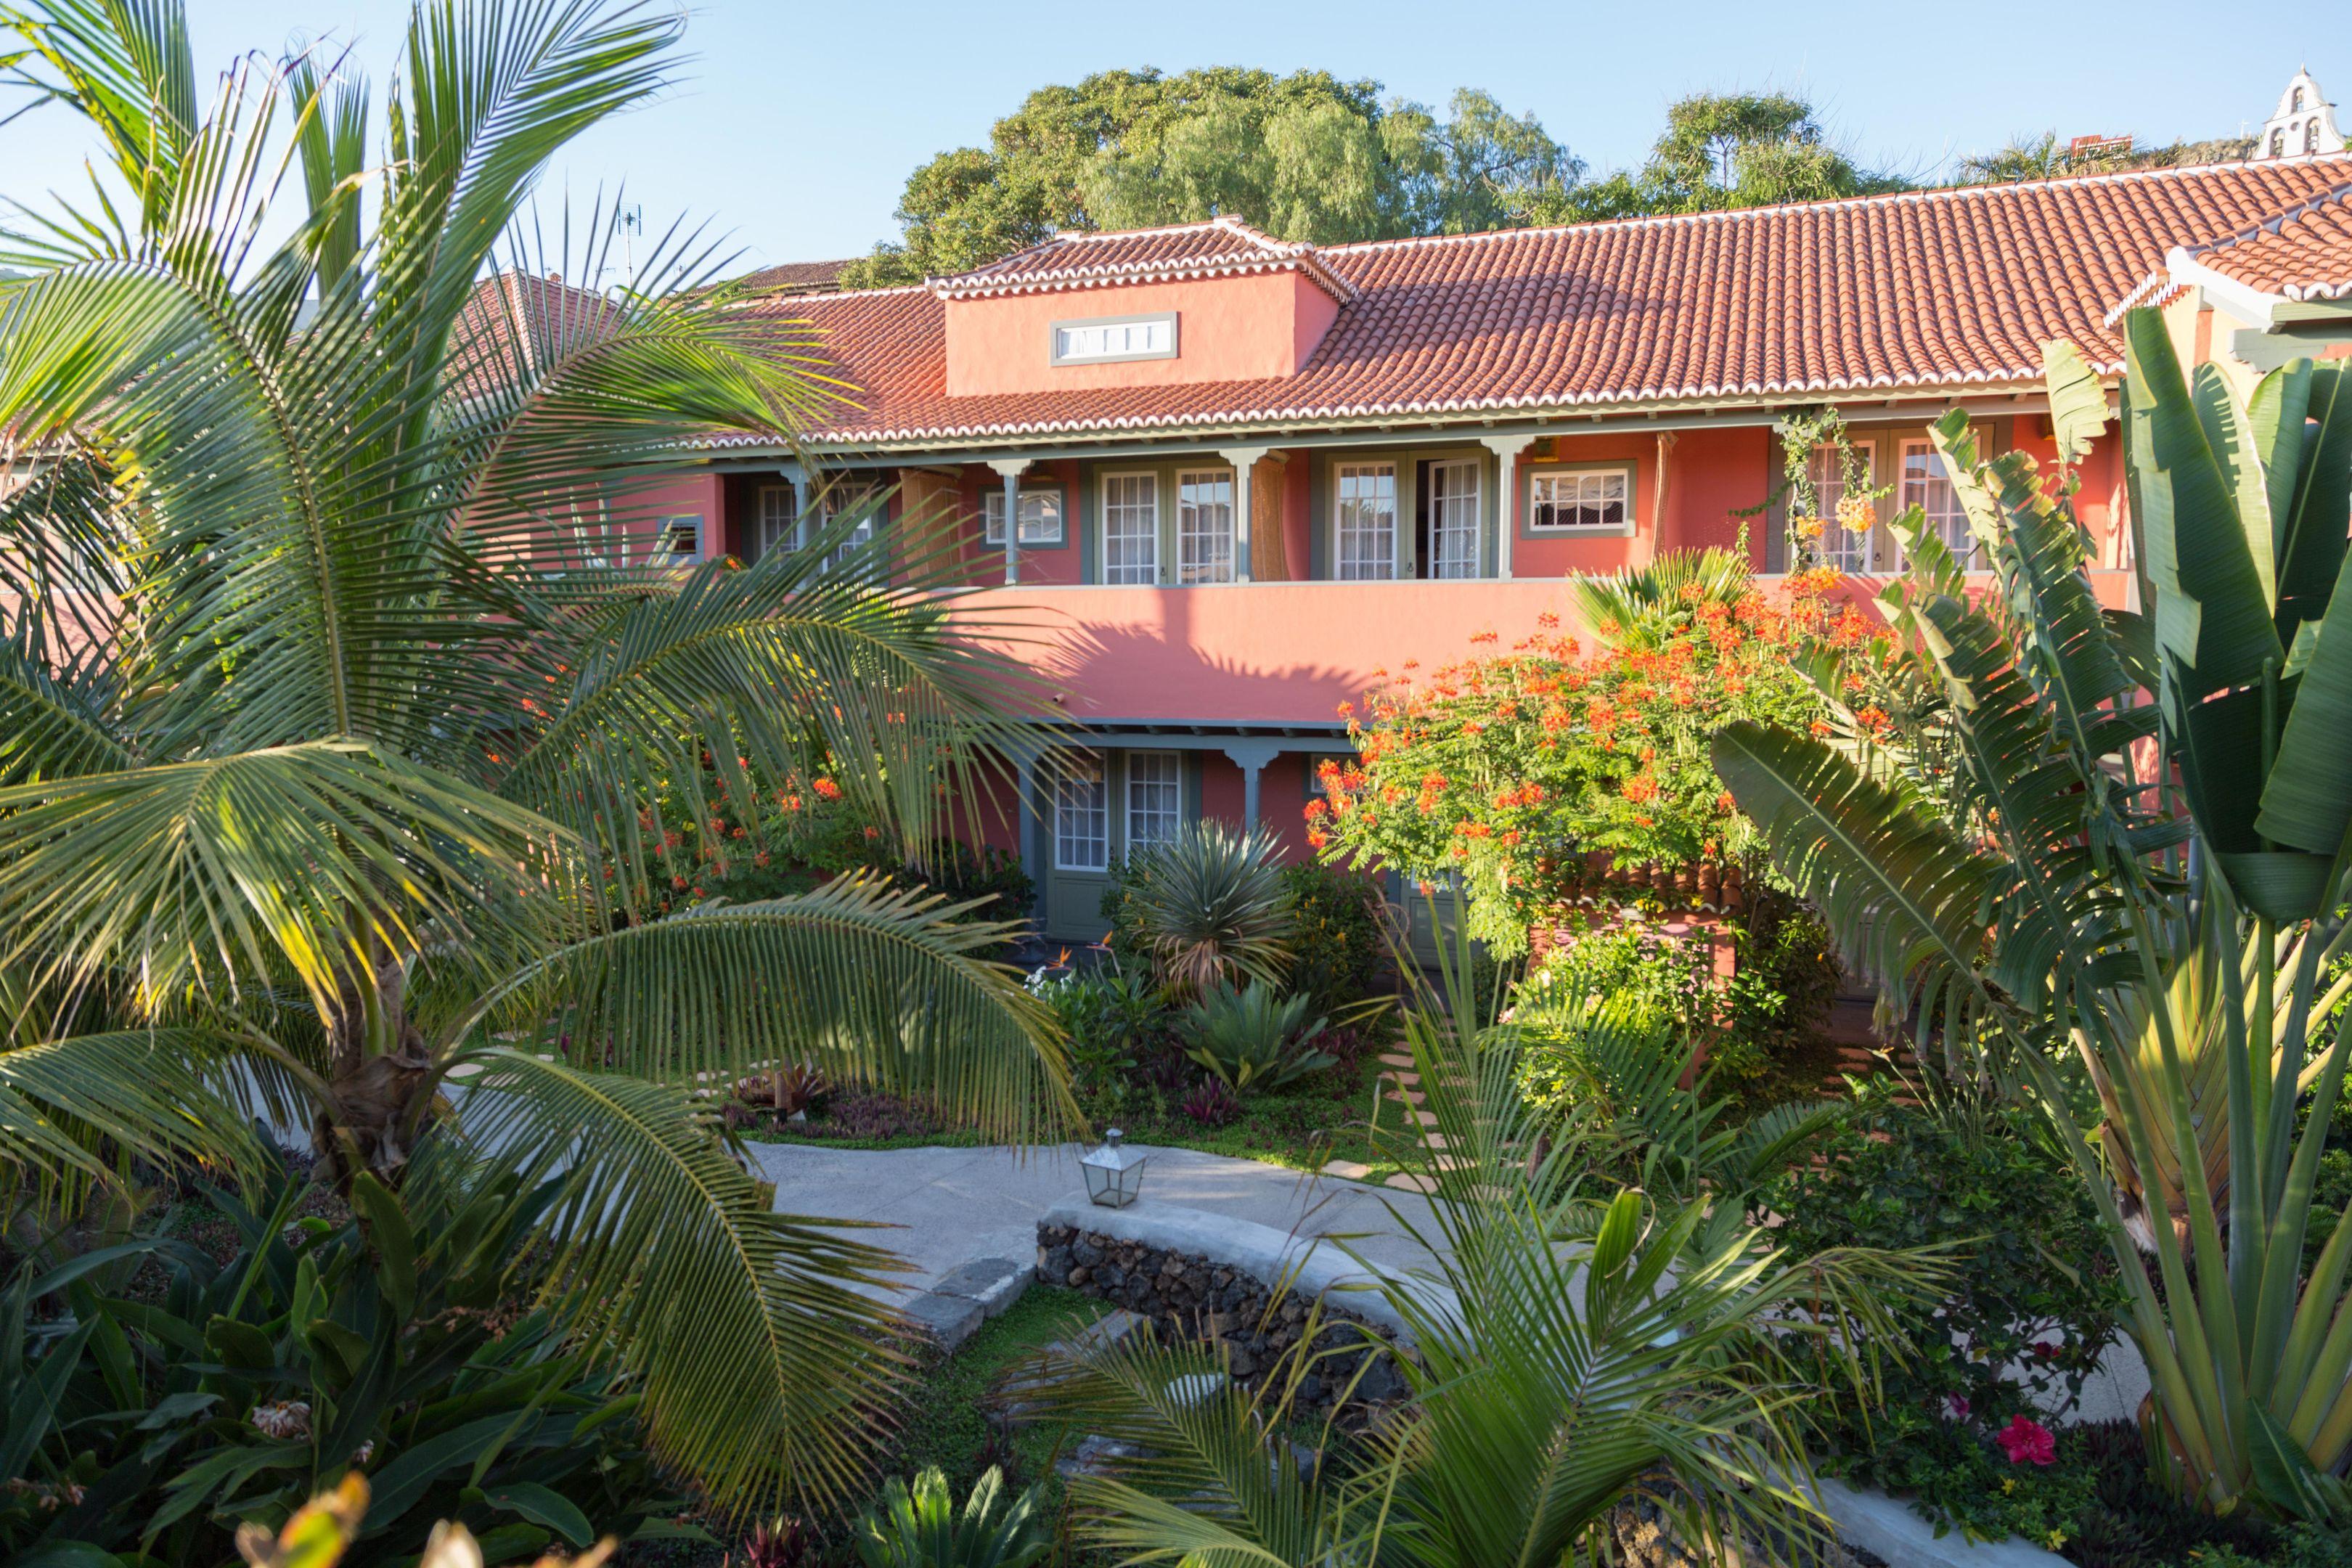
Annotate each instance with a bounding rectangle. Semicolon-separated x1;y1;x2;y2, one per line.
1040;1196;1459;1347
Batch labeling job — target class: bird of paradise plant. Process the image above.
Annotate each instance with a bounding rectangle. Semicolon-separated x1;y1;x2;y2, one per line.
1712;319;2352;1516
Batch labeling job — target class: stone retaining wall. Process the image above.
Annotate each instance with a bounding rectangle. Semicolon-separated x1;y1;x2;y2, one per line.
1037;1218;1410;1413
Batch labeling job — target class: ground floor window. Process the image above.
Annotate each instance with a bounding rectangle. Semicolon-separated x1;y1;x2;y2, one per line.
754;483;796;560
1527;465;1631;533
1055;751;1108;870
1807;441;1874;571
1126;750;1183;848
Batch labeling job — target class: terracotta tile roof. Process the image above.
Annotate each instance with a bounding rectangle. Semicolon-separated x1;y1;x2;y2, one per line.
735;258;857;295
711;156;2352;451
932;215;1357;303
2189;186;2352;301
446;272;626;398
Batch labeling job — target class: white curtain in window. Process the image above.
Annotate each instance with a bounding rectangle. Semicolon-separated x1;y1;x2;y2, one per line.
1428;459;1481;579
1901;440;1973;563
1126;751;1183;847
1055;752;1108;870
1103;474;1159;584
1806;444;1871;571
1336;463;1397;580
756;483;796;561
1177;470;1235;584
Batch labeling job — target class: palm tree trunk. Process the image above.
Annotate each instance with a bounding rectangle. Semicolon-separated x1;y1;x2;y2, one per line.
314;950;437;1187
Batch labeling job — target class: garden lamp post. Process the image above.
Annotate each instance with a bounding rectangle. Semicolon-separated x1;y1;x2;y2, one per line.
1081;1128;1148;1208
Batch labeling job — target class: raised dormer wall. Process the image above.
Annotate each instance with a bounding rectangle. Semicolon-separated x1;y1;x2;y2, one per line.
942;271;1338;396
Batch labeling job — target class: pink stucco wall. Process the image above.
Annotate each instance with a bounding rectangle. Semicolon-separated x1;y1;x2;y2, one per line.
944;273;1337;396
947;579;1587;726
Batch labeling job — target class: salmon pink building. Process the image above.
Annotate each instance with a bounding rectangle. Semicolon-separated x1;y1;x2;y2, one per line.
629;157;2352;941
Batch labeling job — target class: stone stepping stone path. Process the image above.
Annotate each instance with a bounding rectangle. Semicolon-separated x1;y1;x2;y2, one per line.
1376;1050;1469;1191
1817;997;1923;1108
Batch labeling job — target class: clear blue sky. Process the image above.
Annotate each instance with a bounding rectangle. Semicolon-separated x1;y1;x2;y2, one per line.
5;0;2347;275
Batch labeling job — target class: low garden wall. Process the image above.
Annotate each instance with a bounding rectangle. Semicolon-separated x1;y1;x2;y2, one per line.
1034;1199;1432;1413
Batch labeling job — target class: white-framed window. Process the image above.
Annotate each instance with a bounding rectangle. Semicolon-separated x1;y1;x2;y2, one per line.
1055;751;1108;871
814;481;881;571
1306;753;1350;797
658;515;703;564
755;483;796;560
1527;465;1633;534
1101;472;1160;584
1900;438;1975;563
981;486;1066;547
1177;468;1235;584
1335;462;1397;581
1126;751;1183;849
1428;458;1482;579
1051;311;1178;366
1805;441;1875;572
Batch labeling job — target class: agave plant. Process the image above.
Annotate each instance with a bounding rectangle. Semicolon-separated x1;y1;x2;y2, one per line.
1037;933;1943;1566
1116;821;1294;996
0;0;1066;1517
1177;979;1334;1093
1711;322;2352;1515
851;1466;1051;1568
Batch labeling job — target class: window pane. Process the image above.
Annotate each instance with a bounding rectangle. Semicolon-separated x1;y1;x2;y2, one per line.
1126;751;1183;848
1055;752;1108;870
1806;444;1871;571
1902;441;1972;563
1177;470;1234;584
982;489;1063;547
1103;474;1159;584
756;484;796;560
1429;459;1481;579
1336;463;1396;580
1527;467;1632;531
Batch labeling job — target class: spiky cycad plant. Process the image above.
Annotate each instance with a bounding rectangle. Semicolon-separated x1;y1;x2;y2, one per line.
0;0;1069;1516
1030;931;1942;1567
1712;323;2352;1514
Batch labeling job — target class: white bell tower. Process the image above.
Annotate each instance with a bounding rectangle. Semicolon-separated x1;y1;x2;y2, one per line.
2254;67;2346;160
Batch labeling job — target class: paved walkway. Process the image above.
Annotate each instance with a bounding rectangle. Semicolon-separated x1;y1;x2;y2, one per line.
743;1139;1447;1299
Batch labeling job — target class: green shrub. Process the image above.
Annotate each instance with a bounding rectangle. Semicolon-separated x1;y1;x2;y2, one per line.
1029;964;1164;1121
1;1155;685;1565
852;1466;1050;1568
1726;896;1839;1053
1179;981;1334;1093
1511;918;1728;1095
1275;862;1387;1013
1763;1085;2128;1525
1098;822;1292;997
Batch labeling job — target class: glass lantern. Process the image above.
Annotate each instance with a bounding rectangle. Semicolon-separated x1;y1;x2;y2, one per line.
1081;1127;1147;1209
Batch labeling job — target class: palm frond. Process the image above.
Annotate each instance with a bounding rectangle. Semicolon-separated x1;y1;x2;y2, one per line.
0;1026;263;1206
0;742;568;1013
455;873;1071;1141
1710;721;2014;1070
432;1048;906;1516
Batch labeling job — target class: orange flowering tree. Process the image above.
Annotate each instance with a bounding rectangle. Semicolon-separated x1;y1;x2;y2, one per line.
1310;549;1846;952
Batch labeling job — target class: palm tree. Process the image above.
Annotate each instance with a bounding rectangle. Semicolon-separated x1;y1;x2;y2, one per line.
1032;944;1939;1566
0;0;1068;1516
1710;329;2352;1514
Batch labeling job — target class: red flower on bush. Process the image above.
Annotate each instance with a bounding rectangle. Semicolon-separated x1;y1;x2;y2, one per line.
1994;1416;2056;1466
812;777;842;800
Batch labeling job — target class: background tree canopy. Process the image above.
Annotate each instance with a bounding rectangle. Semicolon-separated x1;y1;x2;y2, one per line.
837;77;1910;286
836;68;1583;285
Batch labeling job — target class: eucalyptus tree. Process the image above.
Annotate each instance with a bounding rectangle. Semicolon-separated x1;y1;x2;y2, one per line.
0;0;1066;1515
1712;325;2352;1514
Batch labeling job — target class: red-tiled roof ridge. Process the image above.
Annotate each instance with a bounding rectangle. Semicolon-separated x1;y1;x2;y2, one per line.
690;156;2352;449
1320;151;2352;255
2104;171;2352;321
931;213;1358;304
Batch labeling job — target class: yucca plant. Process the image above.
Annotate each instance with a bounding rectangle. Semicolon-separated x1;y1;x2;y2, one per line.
1035;931;1943;1566
0;0;1067;1518
1711;321;2352;1515
1114;821;1294;997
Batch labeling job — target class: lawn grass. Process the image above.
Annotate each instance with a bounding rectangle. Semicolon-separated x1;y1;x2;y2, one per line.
748;1042;1418;1184
883;1284;1107;1502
